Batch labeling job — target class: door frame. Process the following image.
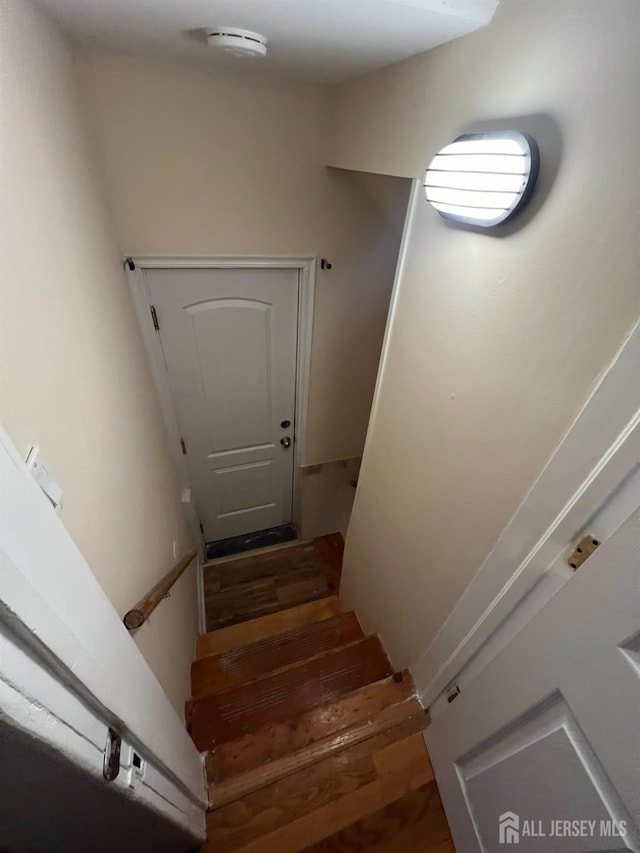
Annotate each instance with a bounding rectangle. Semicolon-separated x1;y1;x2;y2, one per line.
125;255;316;564
0;422;207;841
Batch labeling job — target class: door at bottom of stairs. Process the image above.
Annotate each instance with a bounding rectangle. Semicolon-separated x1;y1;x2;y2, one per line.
146;266;299;542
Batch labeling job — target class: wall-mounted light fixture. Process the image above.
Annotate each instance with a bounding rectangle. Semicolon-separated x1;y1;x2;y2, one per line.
424;131;540;227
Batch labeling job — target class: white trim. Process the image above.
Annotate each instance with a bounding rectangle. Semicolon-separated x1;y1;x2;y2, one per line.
415;316;640;707
0;423;207;837
294;257;317;514
127;265;204;559
125;255;316;542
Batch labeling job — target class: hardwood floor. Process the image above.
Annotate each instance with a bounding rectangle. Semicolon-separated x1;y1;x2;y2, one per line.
191;535;454;852
197;597;342;658
303;782;455;852
203;540;333;632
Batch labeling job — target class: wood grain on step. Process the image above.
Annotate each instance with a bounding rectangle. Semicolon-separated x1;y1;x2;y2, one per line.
204;542;333;631
207;752;377;853
302;781;454;853
208;715;430;850
205;542;319;591
209;714;424;828
188;636;393;750
207;672;417;785
197;597;342;658
191;612;363;698
208;704;426;809
213;733;433;853
205;577;282;632
276;576;330;607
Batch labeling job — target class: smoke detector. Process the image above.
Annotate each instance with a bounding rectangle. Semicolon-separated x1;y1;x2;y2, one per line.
206;28;268;59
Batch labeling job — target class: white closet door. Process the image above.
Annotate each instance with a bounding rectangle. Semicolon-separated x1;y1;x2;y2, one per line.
426;496;640;852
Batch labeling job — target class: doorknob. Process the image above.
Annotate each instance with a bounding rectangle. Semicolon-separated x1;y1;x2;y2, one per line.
280;436;292;449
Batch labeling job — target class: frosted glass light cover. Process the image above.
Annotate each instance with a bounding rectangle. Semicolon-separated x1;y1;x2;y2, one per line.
424;131;540;227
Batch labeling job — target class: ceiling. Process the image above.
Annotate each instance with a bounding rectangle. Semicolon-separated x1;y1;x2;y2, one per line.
35;0;499;84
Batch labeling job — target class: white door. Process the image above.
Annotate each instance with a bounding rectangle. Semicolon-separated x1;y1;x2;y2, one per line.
146;267;298;542
426;497;640;851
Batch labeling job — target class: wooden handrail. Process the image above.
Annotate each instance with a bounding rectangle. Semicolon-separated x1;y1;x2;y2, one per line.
123;550;197;631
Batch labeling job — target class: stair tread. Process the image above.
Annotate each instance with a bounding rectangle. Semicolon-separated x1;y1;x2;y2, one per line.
192;612;364;698
204;541;333;632
187;636;393;750
204;541;318;589
208;698;424;811
197;596;342;659
206;672;419;805
205;730;434;853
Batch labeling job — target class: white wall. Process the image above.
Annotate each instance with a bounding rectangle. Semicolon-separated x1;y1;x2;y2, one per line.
0;0;197;714
329;0;640;670
74;50;402;470
299;458;361;541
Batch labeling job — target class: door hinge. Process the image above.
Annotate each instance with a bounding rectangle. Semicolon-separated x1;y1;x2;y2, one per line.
566;534;600;571
150;305;160;331
180;437;187;455
103;727;121;781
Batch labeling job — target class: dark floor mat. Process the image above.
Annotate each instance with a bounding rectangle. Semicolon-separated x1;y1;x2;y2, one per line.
206;524;297;561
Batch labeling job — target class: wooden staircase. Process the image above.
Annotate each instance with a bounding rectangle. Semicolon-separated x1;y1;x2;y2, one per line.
188;539;454;852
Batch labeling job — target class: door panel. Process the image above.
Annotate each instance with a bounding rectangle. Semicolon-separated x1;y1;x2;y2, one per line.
460;695;633;852
215;459;276;515
426;504;640;852
190;298;273;452
146;268;298;541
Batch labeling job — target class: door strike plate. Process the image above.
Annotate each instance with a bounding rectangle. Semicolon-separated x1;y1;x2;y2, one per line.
447;684;461;704
566;535;600;571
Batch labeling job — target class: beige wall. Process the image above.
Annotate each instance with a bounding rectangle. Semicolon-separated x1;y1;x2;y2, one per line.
330;0;640;672
0;0;197;715
74;51;402;467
